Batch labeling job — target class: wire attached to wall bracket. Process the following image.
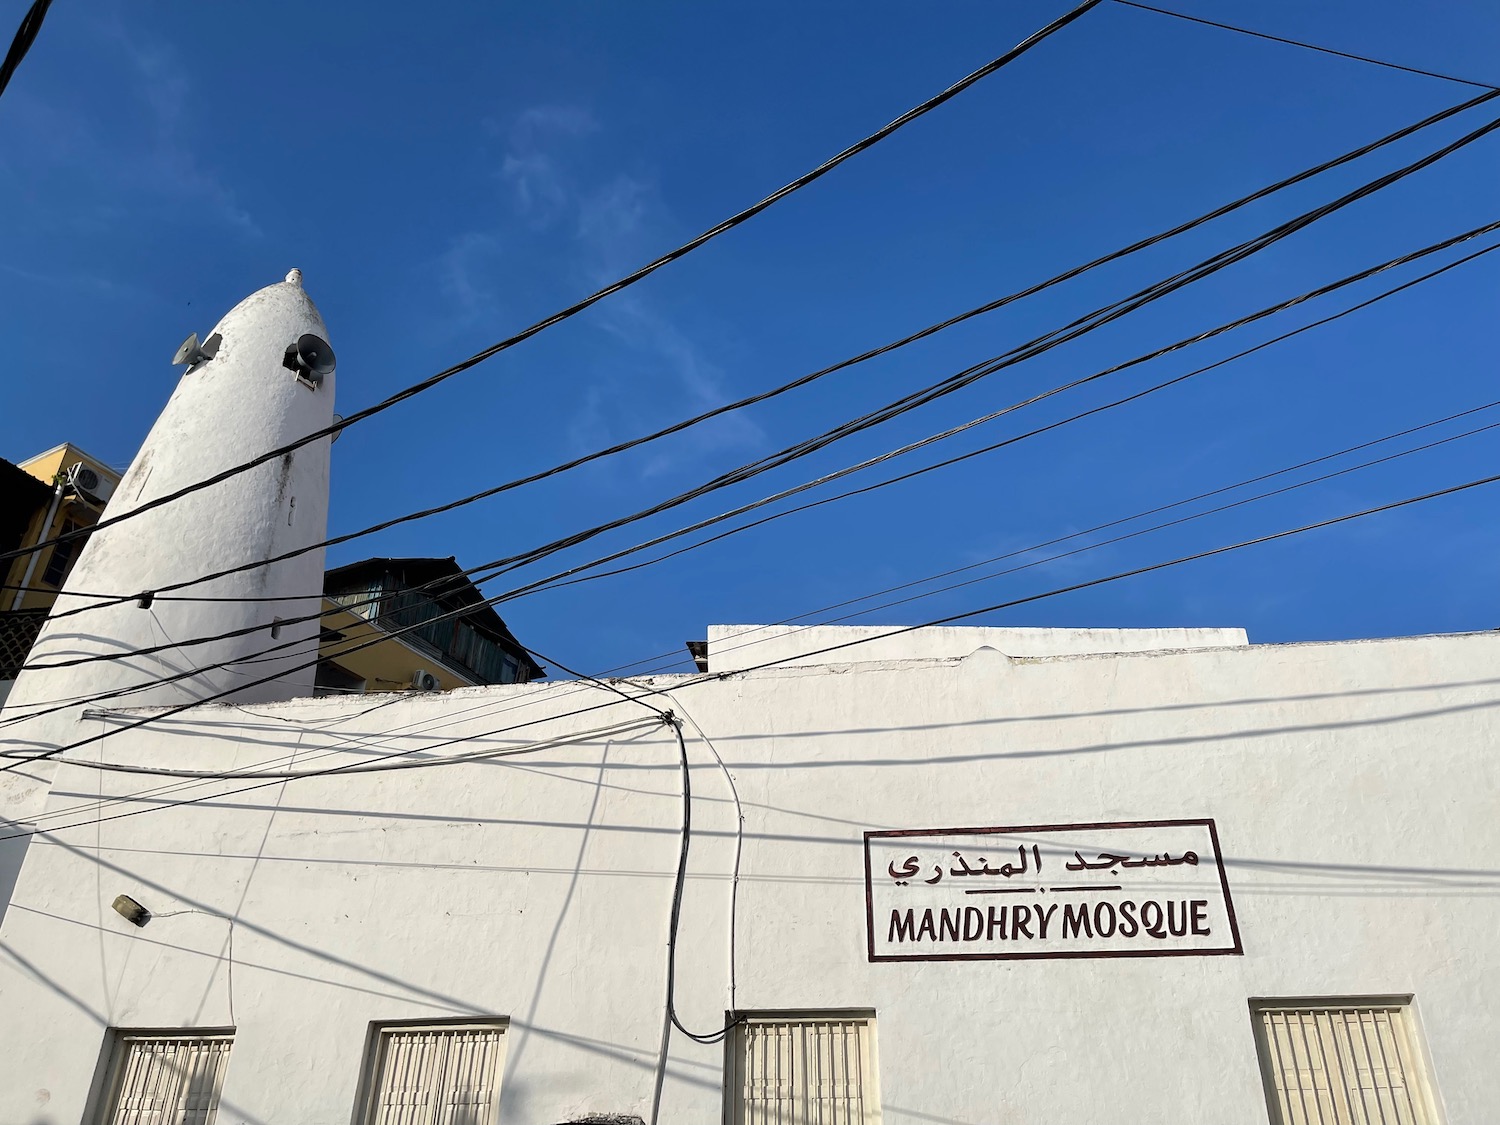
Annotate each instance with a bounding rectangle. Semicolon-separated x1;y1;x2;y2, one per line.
661;715;742;1046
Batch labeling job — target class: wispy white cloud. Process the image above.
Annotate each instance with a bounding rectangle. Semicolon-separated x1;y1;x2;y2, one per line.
511;105;598;147
498;105;599;228
438;231;507;319
7;14;261;237
501;152;571;225
443;103;765;478
585;291;765;478
576;174;651;252
109;25;260;236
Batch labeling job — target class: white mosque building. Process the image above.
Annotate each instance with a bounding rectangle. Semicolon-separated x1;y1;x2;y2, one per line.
0;274;1496;1125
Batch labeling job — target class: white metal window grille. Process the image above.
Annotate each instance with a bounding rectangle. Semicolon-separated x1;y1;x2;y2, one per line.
364;1023;506;1125
99;1031;233;1125
1253;1001;1441;1125
730;1015;879;1125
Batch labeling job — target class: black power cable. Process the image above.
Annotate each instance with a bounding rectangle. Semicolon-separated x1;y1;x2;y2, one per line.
453;226;1500;604
19;214;1494;688
0;0;52;100
5;219;1493;732
532;239;1500;602
429;121;1500;600
592;396;1500;678
39;85;1500;626
1112;0;1499;91
27;86;1499;633
721;470;1500;679
17;101;1500;705
816;415;1500;630
271;118;1500;638
0;0;1104;571
2;695;665;841
0;221;1490;778
6;10;1495;727
7;464;1499;840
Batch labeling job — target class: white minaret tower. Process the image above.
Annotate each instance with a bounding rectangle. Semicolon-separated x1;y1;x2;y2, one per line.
0;271;337;847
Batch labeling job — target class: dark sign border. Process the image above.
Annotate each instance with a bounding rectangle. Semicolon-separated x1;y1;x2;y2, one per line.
863;818;1243;963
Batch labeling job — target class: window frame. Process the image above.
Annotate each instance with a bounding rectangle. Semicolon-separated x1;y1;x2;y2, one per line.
724;1008;882;1125
40;517;84;587
1249;995;1444;1125
353;1016;510;1125
88;1026;236;1125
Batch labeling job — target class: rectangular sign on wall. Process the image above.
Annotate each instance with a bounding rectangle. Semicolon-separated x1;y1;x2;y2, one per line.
864;818;1241;962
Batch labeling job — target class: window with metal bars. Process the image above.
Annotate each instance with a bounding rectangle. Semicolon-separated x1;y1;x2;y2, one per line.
728;1012;881;1125
359;1020;508;1125
1251;998;1442;1125
94;1029;234;1125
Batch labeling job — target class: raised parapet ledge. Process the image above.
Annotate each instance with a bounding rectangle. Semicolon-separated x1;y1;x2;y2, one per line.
705;624;1248;674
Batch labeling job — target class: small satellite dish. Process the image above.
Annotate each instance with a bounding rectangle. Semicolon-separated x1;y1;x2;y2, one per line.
171;331;222;368
282;332;336;386
330;413;344;443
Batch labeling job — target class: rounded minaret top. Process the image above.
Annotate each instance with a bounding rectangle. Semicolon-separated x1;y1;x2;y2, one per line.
6;268;336;721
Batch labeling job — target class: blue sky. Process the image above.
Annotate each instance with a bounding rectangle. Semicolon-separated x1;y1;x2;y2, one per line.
2;0;1498;675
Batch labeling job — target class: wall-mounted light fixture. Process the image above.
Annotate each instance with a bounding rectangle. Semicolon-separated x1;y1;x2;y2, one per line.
111;894;151;927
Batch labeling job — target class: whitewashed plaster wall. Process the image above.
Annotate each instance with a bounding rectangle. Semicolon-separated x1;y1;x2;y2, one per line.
0;625;1496;1125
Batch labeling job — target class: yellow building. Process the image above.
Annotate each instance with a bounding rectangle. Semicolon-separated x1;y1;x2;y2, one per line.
0;445;123;693
1;443;122;612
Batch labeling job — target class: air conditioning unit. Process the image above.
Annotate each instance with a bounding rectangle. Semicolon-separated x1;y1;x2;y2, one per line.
410;669;441;692
67;463;116;506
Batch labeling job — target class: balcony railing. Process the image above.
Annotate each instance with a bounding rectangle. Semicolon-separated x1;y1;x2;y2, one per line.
326;580;526;685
